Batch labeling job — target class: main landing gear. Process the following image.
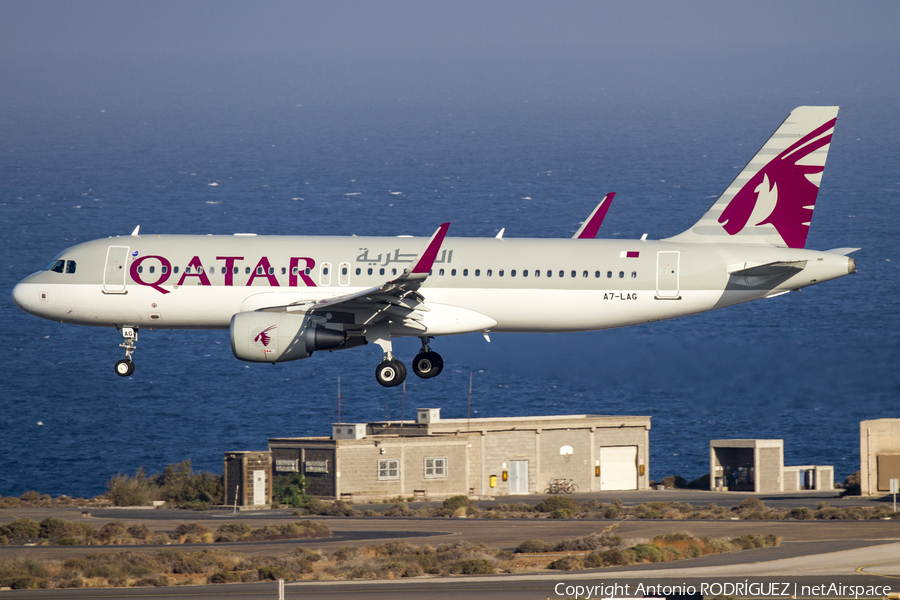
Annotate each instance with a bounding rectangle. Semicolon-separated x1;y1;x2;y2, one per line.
372;336;444;388
114;326;137;377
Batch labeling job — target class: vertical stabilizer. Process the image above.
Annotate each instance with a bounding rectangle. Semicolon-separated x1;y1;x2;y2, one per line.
665;106;838;248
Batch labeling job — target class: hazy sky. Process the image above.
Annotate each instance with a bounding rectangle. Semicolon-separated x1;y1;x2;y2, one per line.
2;1;898;109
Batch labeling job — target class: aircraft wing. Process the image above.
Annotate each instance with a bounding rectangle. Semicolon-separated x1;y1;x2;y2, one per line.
273;223;450;319
573;193;615;239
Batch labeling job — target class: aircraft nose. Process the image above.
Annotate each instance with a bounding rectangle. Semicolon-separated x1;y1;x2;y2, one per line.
12;281;32;314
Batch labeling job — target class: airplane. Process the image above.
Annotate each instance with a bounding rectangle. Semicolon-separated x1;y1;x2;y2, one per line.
12;106;856;387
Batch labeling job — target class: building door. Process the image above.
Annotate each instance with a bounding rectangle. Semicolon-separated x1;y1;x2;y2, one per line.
508;460;528;494
103;246;130;293
599;446;638;491
656;251;680;299
252;470;267;505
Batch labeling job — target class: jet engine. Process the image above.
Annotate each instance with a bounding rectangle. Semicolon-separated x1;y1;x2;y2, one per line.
230;311;363;363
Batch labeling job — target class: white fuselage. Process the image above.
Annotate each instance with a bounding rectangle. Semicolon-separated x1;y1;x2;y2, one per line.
12;233;855;337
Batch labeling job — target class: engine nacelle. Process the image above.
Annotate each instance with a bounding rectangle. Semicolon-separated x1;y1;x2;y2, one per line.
230;311;362;363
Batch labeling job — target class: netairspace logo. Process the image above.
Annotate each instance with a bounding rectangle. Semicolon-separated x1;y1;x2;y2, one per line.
552;582;894;600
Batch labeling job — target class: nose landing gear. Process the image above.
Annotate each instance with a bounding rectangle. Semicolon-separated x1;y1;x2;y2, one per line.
114;327;137;377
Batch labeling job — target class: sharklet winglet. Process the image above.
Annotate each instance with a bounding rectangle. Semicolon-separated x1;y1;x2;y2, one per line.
410;223;450;274
573;193;615;239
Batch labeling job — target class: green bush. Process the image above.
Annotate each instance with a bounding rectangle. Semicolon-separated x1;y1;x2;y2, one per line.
1;518;41;540
787;507;812;520
583;552;605;568
154;460;223;505
535;496;579;513
442;495;473;512
215;523;251;542
631;543;666;563
106;468;158;506
304;498;328;514
453;559;494;574
547;556;583;571
515;539;553;553
273;473;309;508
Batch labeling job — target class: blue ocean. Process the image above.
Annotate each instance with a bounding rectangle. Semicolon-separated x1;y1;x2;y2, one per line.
1;94;897;499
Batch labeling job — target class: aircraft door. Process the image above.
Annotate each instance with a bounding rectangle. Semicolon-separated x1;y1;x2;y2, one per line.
655;251;680;299
103;246;130;294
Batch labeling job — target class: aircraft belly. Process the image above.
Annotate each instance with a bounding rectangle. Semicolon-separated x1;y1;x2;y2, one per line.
424;288;725;333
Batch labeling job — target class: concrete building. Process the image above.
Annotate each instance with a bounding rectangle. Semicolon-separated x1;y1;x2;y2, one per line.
267;409;651;500
860;419;900;496
223;451;272;508
710;439;833;492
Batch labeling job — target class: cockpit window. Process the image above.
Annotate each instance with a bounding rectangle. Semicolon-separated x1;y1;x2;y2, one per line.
65;260;76;274
47;260;65;273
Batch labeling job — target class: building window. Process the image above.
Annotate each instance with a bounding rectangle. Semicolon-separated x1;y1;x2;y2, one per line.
378;459;400;481
425;457;447;479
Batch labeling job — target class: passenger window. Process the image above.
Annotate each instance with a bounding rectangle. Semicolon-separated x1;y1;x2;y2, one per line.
499;270;504;277
547;270;552;277
571;270;576;278
222;267;227;274
344;267;350;275
149;266;155;274
439;268;444;276
234;267;238;274
463;269;468;276
256;266;263;275
66;260;76;274
379;268;384;275
391;268;396;276
475;269;480;276
292;266;299;275
186;267;192;274
356;268;361;275
368;268;373;275
174;266;180;274
583;271;588;278
324;267;330;275
451;269;457;276
281;267;287;275
511;270;516;277
137;266;143;274
631;271;637;278
607;271;612;278
534;269;540;278
268;267;274;275
595;271;600;278
487;269;492;276
162;266;168;274
523;270;528;277
245;267;251;274
305;267;311;275
559;270;564;277
619;271;624;278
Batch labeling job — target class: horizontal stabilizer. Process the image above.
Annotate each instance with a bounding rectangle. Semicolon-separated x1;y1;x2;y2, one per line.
825;247;860;256
727;260;807;277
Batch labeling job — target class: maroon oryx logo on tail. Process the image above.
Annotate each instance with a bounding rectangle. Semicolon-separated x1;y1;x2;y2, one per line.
718;118;836;248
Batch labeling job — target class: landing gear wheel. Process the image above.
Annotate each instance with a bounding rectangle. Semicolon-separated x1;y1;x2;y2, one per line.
114;359;135;377
375;359;407;387
412;351;444;379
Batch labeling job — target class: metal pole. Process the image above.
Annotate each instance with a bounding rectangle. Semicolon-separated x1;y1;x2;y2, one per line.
233;485;239;514
278;577;284;600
